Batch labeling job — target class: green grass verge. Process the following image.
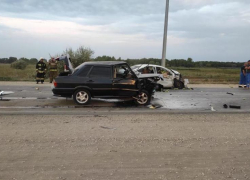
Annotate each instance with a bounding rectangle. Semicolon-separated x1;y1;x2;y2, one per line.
0;64;240;84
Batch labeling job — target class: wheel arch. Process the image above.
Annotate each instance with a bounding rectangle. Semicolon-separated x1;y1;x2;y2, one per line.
74;86;93;97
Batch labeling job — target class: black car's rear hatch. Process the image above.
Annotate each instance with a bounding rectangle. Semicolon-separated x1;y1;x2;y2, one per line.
56;54;74;75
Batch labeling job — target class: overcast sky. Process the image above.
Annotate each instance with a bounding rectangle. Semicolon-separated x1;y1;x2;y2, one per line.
0;0;249;62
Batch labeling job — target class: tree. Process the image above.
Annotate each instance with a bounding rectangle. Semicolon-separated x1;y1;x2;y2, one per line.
11;60;28;70
8;57;17;63
29;58;38;64
63;46;94;67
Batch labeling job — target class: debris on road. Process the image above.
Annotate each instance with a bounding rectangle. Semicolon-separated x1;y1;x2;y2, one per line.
229;105;241;109
223;104;241;109
223;104;228;108
226;92;234;95
147;104;162;109
210;104;216;111
0;90;14;100
100;126;116;130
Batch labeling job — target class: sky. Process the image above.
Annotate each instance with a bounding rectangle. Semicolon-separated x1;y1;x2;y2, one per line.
0;0;249;62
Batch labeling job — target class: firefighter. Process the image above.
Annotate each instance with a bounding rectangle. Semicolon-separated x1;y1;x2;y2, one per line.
36;57;47;84
48;57;58;83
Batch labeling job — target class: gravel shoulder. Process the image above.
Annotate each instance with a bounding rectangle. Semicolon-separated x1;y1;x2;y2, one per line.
1;113;250;180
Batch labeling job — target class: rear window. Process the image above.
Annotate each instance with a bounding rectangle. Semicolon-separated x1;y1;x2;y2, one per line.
76;65;92;77
89;66;111;78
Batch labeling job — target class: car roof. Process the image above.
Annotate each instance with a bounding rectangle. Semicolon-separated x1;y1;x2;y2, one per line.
132;64;161;69
83;61;127;66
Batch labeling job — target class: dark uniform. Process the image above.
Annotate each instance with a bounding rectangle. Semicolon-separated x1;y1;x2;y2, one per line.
36;59;47;84
48;58;58;83
239;65;246;87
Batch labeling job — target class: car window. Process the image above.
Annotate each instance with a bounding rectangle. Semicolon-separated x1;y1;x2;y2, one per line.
141;66;154;74
114;64;134;79
76;65;92;77
156;67;172;78
89;66;111;78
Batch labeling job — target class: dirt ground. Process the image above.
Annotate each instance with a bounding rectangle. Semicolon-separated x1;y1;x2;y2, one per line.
1;113;250;180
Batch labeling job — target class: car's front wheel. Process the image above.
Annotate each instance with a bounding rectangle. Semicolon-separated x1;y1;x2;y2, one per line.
135;90;150;105
73;89;91;105
174;79;184;89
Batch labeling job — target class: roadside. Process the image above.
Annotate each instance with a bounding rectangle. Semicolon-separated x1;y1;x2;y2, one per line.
1;113;250;180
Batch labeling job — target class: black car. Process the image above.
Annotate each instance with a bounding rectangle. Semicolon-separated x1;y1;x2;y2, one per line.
52;55;160;105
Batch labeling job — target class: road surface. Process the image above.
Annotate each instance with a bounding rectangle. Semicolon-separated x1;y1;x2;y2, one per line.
1;82;250;180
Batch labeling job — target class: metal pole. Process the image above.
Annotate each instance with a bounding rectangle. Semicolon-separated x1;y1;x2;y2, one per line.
162;0;169;67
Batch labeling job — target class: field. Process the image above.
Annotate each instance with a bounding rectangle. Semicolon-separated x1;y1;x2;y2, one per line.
0;64;240;84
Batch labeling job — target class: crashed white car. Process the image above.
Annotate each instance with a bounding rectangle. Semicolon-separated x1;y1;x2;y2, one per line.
131;64;187;89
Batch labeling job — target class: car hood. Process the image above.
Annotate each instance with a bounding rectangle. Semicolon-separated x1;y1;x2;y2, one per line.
171;69;180;75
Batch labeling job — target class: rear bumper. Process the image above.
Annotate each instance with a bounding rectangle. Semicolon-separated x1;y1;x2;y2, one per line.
52;88;74;97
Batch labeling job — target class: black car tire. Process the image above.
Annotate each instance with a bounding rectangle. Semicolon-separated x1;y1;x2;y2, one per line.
73;89;91;105
155;84;163;91
174;79;184;89
135;90;151;105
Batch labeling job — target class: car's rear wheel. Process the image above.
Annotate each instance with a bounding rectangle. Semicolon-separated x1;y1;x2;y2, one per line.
73;89;91;105
135;90;150;105
174;79;184;89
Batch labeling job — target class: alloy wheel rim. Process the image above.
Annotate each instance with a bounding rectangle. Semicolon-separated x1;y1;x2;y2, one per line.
137;92;148;104
76;91;89;103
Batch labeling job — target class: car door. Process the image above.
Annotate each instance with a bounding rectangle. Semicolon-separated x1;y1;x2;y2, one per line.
86;66;113;97
155;66;174;88
112;64;138;97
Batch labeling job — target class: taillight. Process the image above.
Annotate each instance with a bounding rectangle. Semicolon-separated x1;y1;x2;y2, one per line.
64;65;69;70
54;81;57;87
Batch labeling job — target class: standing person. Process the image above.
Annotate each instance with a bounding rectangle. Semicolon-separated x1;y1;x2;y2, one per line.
245;60;250;89
239;62;247;88
36;57;47;84
48;57;58;83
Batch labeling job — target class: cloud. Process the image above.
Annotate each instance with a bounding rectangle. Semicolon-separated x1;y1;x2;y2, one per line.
0;0;249;61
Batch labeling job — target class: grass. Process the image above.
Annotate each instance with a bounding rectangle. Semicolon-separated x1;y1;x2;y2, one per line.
0;64;240;84
0;64;42;81
173;67;240;84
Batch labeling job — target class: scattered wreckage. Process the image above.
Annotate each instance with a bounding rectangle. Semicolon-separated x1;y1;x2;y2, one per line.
52;55;161;105
0;90;14;100
131;64;188;90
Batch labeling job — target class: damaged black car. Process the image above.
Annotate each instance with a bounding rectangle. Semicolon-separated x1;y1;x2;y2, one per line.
52;55;161;105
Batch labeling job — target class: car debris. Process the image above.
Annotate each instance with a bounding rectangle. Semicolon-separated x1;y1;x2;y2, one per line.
229;105;241;109
146;103;163;109
226;92;234;95
100;126;116;130
0;91;14;100
209;104;216;111
223;104;241;109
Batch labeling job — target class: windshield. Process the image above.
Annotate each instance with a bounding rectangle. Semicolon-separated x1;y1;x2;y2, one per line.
131;65;141;70
114;64;136;79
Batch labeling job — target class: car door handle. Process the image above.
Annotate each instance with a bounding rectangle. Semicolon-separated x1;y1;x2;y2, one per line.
87;80;94;82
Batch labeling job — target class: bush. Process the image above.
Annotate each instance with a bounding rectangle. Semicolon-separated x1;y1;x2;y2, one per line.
11;60;28;70
63;46;94;67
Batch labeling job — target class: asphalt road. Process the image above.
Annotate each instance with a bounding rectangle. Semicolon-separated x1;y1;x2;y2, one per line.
0;82;249;113
1;82;250;180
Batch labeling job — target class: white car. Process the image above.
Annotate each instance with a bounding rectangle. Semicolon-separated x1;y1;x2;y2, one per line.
131;64;186;89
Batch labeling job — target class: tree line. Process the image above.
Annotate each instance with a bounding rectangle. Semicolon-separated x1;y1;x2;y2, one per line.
1;46;245;69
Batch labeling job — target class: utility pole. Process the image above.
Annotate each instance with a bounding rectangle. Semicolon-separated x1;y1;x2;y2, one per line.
161;0;169;67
